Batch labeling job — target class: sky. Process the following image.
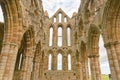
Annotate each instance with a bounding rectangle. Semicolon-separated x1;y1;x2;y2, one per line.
0;0;110;74
42;0;80;17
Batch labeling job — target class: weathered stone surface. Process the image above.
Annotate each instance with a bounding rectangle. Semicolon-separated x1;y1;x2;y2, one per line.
0;0;120;80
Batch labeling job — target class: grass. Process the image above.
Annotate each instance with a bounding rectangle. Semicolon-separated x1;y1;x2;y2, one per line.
101;74;109;80
89;74;110;80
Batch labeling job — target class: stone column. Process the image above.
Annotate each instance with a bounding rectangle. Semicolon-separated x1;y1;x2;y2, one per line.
0;43;19;80
115;43;120;67
43;55;48;70
105;42;120;80
63;27;67;46
52;54;57;70
53;26;57;46
31;58;40;80
76;62;82;80
89;54;101;80
39;62;44;80
105;45;117;80
63;55;68;70
21;55;33;80
82;61;89;80
72;56;76;71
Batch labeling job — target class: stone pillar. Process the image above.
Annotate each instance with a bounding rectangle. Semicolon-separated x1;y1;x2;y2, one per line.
53;26;57;46
82;61;89;80
115;43;120;67
89;54;101;80
63;55;68;70
106;43;120;80
39;62;44;80
63;27;67;46
76;62;82;80
0;43;19;80
43;55;48;70
72;56;76;71
52;54;57;70
105;45;117;80
21;55;33;80
31;58;40;80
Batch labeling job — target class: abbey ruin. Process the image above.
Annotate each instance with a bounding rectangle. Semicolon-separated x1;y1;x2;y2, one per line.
0;0;119;80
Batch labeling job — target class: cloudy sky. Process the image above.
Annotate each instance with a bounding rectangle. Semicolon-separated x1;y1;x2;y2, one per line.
42;0;80;17
0;0;110;74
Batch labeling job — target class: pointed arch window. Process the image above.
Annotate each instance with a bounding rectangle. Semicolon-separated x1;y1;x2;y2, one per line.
67;27;71;46
59;13;62;23
58;27;62;47
68;54;72;70
48;54;52;70
54;17;56;23
49;27;53;46
57;53;62;70
64;17;67;22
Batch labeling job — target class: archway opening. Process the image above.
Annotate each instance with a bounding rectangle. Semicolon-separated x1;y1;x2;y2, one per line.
99;35;111;76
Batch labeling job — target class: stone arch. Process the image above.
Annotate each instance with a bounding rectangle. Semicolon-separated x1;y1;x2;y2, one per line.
67;24;72;29
14;27;35;80
0;1;24;80
48;23;55;29
102;0;120;43
57;23;64;28
48;50;54;55
0;0;23;44
102;1;120;80
57;49;64;55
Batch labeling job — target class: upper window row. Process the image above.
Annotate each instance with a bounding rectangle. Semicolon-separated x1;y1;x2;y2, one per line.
53;13;67;23
49;27;71;47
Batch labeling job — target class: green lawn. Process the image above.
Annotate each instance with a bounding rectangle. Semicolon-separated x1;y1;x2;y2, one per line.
101;75;109;80
89;75;110;80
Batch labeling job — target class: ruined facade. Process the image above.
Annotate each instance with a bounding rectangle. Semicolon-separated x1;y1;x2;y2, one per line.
0;0;120;80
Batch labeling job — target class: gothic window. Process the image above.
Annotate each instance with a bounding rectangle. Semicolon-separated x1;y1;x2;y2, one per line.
49;27;53;46
54;17;56;23
18;54;23;70
48;54;52;70
67;27;71;46
64;17;67;22
58;27;62;47
57;53;62;70
68;54;72;70
59;13;62;22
